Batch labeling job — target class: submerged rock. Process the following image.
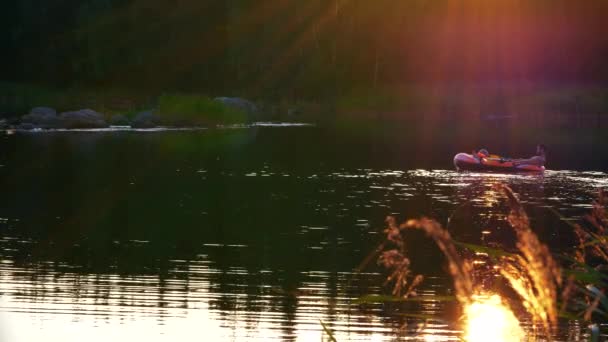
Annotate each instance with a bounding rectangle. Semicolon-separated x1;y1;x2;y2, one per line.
131;110;160;128
21;107;61;128
59;109;108;128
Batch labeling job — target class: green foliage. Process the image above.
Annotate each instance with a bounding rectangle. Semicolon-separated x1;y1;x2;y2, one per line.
4;0;608;102
335;92;399;112
157;94;247;126
0;82;154;117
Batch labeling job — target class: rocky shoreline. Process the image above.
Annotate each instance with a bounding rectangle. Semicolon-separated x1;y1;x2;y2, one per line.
0;97;300;131
1;107;167;131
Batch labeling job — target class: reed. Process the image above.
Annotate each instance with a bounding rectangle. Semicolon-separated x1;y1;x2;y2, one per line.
560;190;608;323
497;185;562;335
372;184;608;339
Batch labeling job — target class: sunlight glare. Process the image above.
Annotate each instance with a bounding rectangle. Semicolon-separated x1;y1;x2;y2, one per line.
464;294;524;342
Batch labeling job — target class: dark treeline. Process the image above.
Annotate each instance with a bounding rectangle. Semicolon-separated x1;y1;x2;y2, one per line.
2;0;608;100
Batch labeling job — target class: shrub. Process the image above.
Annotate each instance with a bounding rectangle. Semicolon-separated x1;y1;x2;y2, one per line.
157;94;247;126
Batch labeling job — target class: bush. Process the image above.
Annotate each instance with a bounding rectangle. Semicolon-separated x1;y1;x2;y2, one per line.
0;82;153;119
157;94;247;126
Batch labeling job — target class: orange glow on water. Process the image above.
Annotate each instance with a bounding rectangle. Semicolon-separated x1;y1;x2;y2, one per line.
464;294;525;342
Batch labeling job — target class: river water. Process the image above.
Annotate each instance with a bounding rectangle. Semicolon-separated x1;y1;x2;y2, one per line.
0;126;606;341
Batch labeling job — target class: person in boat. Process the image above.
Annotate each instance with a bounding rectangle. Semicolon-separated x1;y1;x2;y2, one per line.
513;144;546;167
473;148;490;159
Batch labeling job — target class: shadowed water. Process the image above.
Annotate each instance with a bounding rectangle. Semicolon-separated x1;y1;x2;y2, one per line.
0;127;606;341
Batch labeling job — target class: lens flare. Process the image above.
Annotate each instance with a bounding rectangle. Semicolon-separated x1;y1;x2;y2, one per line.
464;294;524;342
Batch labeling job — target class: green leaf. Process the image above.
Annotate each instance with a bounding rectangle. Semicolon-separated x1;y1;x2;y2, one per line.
454;241;516;259
583;238;608;248
353;294;457;304
397;312;448;321
557;311;580;320
319;320;337;342
563;270;607;286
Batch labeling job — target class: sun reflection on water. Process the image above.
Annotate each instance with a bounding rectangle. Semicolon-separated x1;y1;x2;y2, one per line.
1;167;606;341
464;294;524;342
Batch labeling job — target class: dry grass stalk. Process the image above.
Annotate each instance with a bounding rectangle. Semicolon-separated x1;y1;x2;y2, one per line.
498;184;562;334
374;184;606;338
401;218;474;305
378;216;474;304
377;217;422;297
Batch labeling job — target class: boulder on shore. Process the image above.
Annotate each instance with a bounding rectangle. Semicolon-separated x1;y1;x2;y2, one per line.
21;107;61;128
109;114;130;126
30;107;57;116
59;109;108;128
214;97;257;114
131;110;160;128
17;123;36;130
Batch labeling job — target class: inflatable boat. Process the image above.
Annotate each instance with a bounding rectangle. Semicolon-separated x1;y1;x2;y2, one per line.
453;152;545;172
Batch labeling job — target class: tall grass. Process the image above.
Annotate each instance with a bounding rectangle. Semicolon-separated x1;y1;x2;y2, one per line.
370;184;606;339
497;185;562;334
560;190;608;324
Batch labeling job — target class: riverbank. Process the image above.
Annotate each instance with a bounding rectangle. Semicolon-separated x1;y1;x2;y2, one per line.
0;83;327;128
2;82;608;130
